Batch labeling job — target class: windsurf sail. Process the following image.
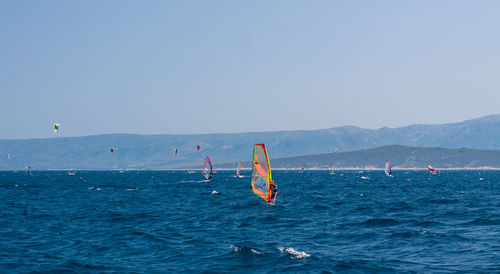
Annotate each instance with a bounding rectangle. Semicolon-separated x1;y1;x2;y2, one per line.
236;160;242;177
202;156;213;180
385;160;392;176
428;165;439;176
197;144;200;152
331;148;338;174
110;148;114;154
53;123;60;133
251;144;273;202
174;148;178;156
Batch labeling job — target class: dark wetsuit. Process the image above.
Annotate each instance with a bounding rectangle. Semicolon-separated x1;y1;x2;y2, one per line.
270;183;277;203
207;172;213;180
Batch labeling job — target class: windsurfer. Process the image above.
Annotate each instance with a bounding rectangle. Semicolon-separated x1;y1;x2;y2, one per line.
207;171;213;180
269;181;277;205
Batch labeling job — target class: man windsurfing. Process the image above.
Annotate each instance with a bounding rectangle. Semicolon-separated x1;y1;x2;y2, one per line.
269;181;277;205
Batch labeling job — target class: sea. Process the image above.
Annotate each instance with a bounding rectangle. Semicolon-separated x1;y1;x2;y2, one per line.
1;170;500;273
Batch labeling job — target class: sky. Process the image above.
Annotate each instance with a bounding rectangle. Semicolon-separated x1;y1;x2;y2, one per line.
1;0;500;139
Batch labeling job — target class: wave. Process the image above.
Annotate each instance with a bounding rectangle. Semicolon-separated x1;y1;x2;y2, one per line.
312;204;330;210
230;244;264;255
131;230;168;244
361;218;400;227
389;230;420;239
334;259;396;272
49;259;117;272
464;218;500;226
415;220;446;227
418;198;460;204
278;247;310;259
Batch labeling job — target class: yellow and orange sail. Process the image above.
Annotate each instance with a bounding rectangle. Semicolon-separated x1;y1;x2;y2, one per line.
251;144;272;202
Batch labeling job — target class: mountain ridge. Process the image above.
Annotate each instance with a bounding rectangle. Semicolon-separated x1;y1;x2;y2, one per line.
2;114;500;169
266;145;500;170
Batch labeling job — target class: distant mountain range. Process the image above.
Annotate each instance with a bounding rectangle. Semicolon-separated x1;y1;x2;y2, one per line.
2;114;500;169
266;145;500;169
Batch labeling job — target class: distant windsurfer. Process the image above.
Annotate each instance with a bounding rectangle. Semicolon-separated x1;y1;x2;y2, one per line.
203;155;213;181
197;144;200;152
269;181;277;205
428;165;440;176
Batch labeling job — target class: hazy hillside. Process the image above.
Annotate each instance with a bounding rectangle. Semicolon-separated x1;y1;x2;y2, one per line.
1;115;500;169
267;145;500;169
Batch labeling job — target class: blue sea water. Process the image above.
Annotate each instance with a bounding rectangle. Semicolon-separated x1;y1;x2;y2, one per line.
1;170;500;273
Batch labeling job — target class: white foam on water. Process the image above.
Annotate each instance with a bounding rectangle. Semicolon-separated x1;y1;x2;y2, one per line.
278;247;310;259
212;190;219;194
230;244;240;252
96;188;101;191
230;245;263;255
179;180;205;183
360;176;369;180
251;248;263;255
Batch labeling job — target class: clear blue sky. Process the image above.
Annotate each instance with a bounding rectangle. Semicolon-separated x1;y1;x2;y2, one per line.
1;0;500;139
